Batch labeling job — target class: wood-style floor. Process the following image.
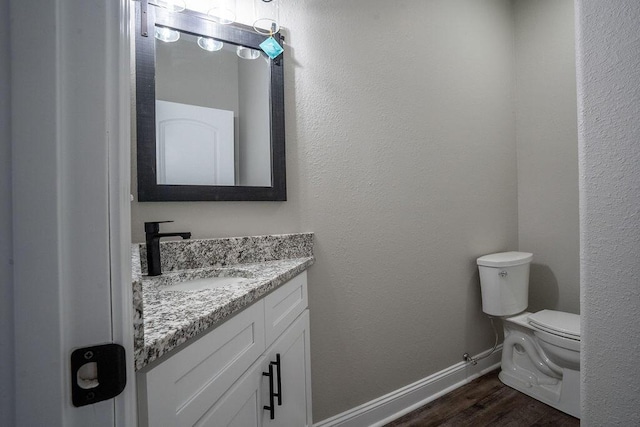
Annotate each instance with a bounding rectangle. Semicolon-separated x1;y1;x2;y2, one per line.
385;370;579;427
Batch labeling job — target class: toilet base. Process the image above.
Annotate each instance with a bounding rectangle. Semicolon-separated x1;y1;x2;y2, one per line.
500;313;580;419
499;367;580;418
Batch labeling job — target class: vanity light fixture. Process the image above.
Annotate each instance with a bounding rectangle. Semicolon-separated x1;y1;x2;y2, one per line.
154;0;186;13
207;0;236;25
236;45;261;60
252;0;283;60
253;0;279;35
197;37;224;51
154;26;180;42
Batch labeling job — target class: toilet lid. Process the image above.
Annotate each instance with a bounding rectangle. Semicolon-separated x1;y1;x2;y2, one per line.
477;251;533;267
528;310;580;340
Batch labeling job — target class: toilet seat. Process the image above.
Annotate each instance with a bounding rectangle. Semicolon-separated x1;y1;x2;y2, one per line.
528;310;580;341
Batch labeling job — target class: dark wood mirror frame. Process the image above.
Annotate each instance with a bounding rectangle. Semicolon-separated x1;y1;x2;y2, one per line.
135;1;286;201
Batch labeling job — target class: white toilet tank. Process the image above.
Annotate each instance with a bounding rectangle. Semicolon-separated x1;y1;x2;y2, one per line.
477;252;533;316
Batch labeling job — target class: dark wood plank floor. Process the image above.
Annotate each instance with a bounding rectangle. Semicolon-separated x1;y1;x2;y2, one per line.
385;370;579;427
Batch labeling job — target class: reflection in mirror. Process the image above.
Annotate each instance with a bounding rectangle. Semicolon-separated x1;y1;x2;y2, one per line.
155;30;272;187
135;2;286;201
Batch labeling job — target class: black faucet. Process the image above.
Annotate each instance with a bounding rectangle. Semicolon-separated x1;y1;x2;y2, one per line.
144;221;191;276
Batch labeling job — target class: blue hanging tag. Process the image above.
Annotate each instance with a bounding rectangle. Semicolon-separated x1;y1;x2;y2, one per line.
259;36;284;59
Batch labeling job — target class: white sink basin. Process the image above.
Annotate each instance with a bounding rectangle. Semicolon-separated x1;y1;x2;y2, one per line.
161;275;250;292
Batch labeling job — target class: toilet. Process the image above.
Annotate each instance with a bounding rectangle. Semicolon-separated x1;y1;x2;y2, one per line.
477;252;580;419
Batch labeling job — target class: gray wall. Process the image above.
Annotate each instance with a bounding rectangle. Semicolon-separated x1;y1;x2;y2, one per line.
133;0;518;421
290;2;518;420
577;0;640;424
514;0;579;314
0;0;14;424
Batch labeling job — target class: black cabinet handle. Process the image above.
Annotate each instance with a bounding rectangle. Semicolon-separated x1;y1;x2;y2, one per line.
272;354;282;406
263;364;275;420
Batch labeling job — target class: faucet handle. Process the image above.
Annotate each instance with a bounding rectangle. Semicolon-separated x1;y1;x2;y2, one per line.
144;221;173;234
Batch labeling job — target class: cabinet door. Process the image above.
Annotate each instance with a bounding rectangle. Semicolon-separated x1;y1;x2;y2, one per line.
262;310;312;427
196;356;267;427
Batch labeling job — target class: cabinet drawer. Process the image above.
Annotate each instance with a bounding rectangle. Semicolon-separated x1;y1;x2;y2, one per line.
140;301;265;427
264;271;308;347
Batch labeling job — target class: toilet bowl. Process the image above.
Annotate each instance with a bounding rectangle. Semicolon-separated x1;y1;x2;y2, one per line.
499;311;580;418
530;310;580;370
477;252;581;419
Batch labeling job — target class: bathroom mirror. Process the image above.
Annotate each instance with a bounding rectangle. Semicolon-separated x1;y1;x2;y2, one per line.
135;2;286;201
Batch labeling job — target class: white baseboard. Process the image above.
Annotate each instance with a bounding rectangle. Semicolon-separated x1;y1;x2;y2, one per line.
314;345;503;427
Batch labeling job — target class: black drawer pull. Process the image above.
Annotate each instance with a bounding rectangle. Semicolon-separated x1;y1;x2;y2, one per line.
272;353;282;406
263;364;275;419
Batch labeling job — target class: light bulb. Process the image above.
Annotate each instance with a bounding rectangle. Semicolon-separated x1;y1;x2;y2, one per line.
197;37;224;52
208;7;236;25
253;0;280;35
156;0;186;13
237;46;261;60
154;27;180;43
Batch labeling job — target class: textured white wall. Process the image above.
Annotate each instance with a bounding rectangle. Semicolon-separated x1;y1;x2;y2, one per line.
132;0;518;420
576;0;640;424
290;2;517;419
514;0;579;314
0;0;14;424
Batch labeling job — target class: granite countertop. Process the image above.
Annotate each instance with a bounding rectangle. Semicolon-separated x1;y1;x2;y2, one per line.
132;233;314;370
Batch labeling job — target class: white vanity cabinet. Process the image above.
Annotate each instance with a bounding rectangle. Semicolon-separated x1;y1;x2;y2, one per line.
263;310;311;427
137;271;312;427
